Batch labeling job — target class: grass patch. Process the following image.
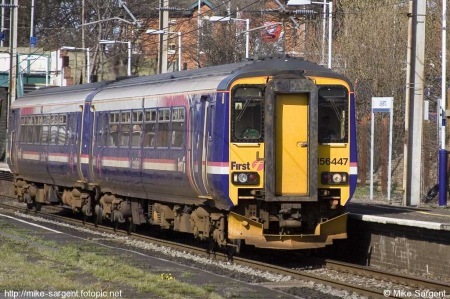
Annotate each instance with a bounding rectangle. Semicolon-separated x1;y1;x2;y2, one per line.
0;221;224;299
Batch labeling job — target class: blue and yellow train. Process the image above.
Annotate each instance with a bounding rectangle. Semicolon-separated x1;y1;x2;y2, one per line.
7;56;357;250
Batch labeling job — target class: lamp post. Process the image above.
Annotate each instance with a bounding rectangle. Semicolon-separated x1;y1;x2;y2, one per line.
439;0;447;207
311;0;333;69
61;46;90;83
146;29;182;72
205;16;250;59
99;40;132;77
287;0;332;68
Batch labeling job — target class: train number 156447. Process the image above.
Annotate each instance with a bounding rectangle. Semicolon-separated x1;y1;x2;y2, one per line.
318;158;348;165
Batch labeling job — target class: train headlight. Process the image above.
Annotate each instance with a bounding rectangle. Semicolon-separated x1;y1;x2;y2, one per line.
321;172;348;185
232;172;260;185
238;173;248;183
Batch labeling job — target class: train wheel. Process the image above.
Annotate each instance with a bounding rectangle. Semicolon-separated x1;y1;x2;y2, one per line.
24;193;33;212
126;217;134;235
113;219;119;232
227;239;241;262
207;236;216;258
111;210;122;232
94;205;103;227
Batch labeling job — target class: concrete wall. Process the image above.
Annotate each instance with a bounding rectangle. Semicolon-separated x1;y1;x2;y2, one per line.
333;218;450;280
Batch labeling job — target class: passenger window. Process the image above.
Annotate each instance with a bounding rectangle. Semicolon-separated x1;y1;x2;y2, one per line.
171;107;185;148
157;108;170;147
50;125;58;144
120;124;131;147
108;112;120;147
132;125;141;147
143;109;156;148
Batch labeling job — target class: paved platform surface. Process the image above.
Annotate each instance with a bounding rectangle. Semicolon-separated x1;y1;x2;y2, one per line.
348;198;450;230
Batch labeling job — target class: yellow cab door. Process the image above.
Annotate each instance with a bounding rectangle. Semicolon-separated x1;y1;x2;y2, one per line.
275;94;309;195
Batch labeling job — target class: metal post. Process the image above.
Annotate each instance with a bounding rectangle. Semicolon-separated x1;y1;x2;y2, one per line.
439;0;447;206
327;1;332;68
30;0;34;46
321;0;326;65
177;32;182;71
9;0;17;104
86;48;90;83
1;0;4;47
159;0;168;73
197;0;201;67
388;104;394;201
127;41;131;76
245;19;249;59
370;109;375;200
46;56;49;86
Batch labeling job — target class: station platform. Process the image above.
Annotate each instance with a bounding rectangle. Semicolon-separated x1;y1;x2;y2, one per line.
347;198;450;231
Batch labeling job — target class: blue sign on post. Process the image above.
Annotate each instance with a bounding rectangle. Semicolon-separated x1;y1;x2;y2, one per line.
30;36;37;47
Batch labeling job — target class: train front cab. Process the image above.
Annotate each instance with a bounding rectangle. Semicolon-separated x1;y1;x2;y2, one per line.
227;73;352;250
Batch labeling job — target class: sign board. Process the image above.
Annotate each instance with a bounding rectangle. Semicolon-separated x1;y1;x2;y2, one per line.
372;97;393;113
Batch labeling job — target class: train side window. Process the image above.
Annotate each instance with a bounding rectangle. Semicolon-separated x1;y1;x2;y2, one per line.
108;112;120;147
20;117;27;143
26;116;34;143
57;114;67;145
67;113;77;146
131;111;143;148
96;112;105;147
318;86;348;143
49;115;58;144
143;109;156;148
120;111;131;147
109;125;118;146
156;108;170;148
41;126;49;144
171;107;185;148
41;115;50;144
132;125;142;147
33;116;42;144
49;125;57;144
57;126;66;145
19;117;26;143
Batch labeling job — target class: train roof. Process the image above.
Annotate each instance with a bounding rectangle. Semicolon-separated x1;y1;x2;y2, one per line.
11;81;108;109
93;56;351;101
102;56;350;90
12;56;352;109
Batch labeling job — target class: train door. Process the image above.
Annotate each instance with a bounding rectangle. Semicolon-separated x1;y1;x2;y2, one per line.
188;94;209;196
78;103;91;183
8;109;19;172
275;94;308;195
264;75;318;201
67;113;79;180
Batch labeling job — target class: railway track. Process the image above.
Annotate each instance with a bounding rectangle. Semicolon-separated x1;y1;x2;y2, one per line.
1;197;449;298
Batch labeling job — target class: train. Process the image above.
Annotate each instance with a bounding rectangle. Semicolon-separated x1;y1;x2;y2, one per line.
7;56;357;251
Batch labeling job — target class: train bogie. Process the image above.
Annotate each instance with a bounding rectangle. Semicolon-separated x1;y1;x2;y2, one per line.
8;57;357;250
